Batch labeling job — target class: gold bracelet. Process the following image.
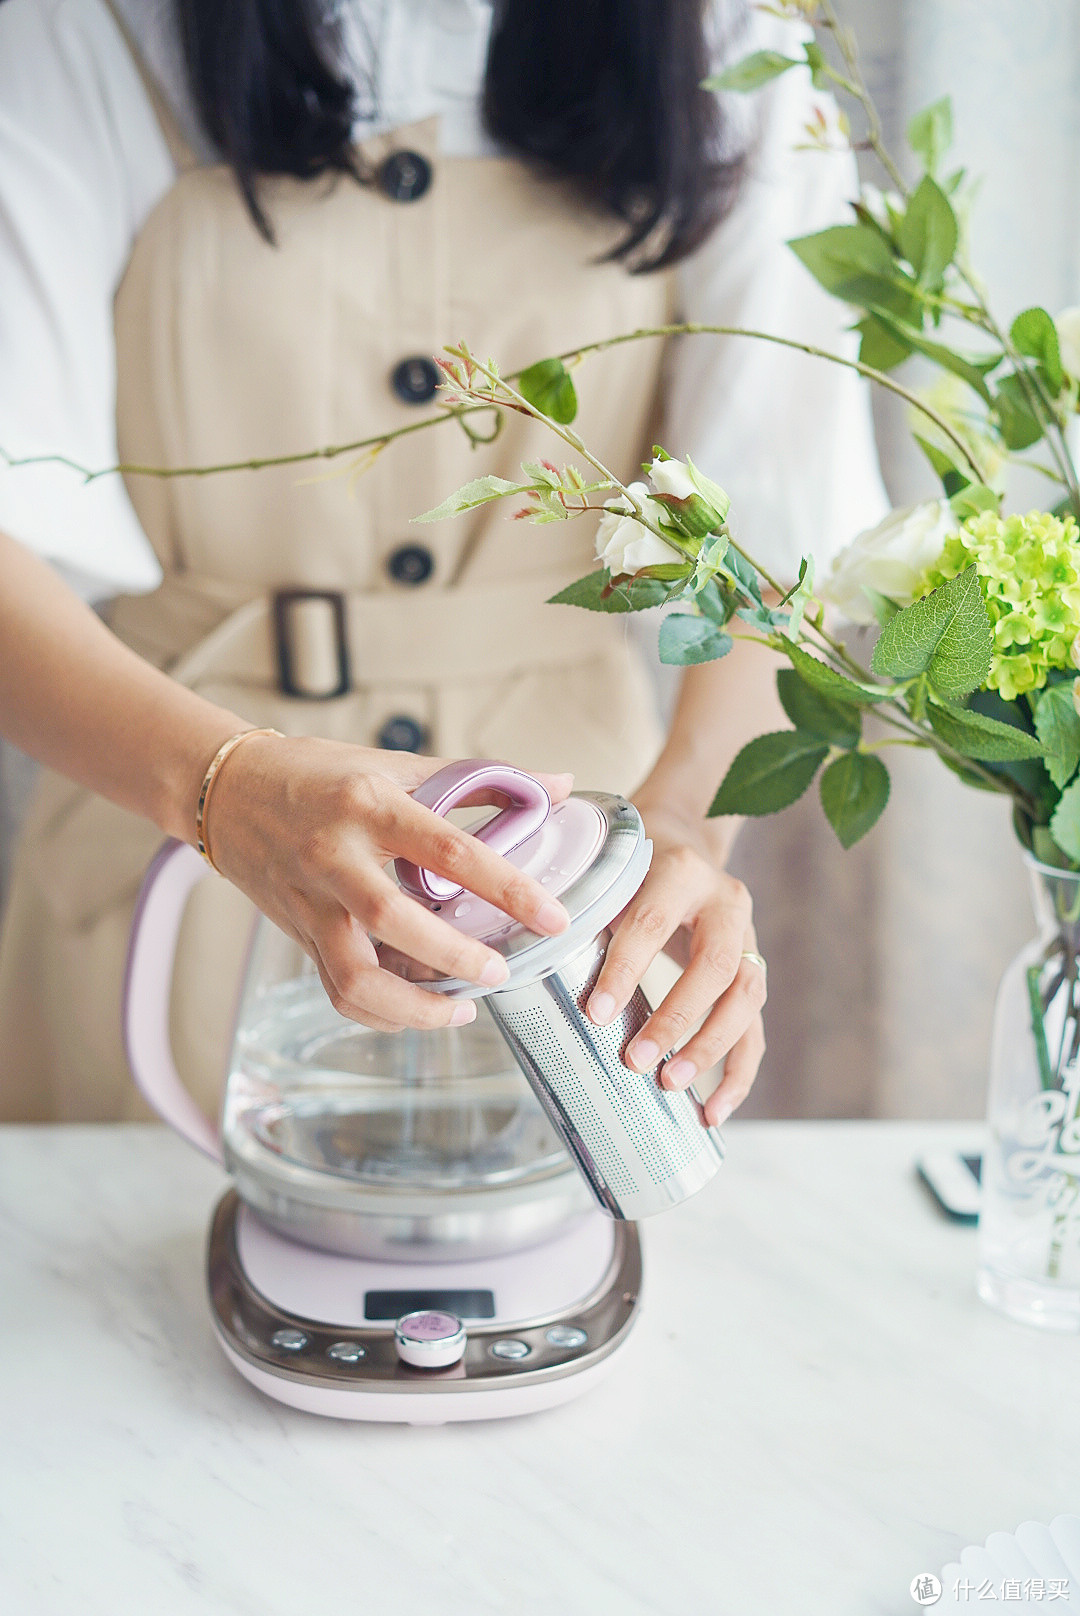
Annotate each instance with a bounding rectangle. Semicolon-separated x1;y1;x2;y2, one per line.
195;728;283;873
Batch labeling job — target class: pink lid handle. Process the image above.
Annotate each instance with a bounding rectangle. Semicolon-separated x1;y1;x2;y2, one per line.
122;840;224;1164
395;760;551;903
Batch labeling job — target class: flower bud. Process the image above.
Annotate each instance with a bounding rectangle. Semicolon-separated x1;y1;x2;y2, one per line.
594;483;683;578
647;454;729;539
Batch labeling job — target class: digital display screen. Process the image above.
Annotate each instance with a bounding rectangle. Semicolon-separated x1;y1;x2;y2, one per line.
364;1289;496;1321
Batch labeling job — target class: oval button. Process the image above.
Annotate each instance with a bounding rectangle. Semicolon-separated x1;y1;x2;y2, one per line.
270;1329;308;1353
489;1338;531;1361
378;150;432;203
377;715;429;753
391;356;440;406
386;543;434;586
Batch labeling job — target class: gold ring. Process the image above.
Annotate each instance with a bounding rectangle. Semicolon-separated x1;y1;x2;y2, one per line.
741;950;767;974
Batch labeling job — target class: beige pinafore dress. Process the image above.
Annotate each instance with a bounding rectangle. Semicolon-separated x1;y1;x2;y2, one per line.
0;91;677;1123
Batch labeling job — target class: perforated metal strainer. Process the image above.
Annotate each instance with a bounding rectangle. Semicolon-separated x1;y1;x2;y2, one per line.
395;762;725;1220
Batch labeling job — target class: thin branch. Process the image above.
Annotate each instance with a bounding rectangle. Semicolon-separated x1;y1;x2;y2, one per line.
0;325;986;487
818;0;907;194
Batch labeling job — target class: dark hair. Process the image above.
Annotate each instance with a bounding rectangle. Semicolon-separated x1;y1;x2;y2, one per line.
178;0;747;268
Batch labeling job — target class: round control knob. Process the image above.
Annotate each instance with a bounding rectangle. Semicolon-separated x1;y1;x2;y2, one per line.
394;1310;467;1370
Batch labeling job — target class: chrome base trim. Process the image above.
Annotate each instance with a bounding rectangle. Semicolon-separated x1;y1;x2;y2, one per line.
207;1190;642;1396
226;1162;594;1263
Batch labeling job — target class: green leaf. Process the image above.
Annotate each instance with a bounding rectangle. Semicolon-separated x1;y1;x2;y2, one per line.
696;579;736;627
780;637;888;704
517;358;578;425
1034;683;1080;788
856;314;912;372
802;40;832;91
819;752;890;847
777;668;861;747
913;432;967;492
907;97;953;175
783;553;815;642
928;701;1046;762
708;731;829;818
1010;307;1064;394
948;483;1000;521
994;372;1045;450
871;566;991;698
1033;825;1076;871
547;570;669;613
637;563;690;582
1050;777;1080;864
897;176;958;290
862;589;901;628
868;308;996;402
658;613;733;666
788;225;921;323
414;475;535;523
704;51;800;92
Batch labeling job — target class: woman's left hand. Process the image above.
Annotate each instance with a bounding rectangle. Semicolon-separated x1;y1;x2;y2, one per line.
585;804;766;1127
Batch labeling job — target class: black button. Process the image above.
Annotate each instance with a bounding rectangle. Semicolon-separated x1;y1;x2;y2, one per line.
386;544;435;587
391;356;440;405
377;715;429;753
378;150;432;203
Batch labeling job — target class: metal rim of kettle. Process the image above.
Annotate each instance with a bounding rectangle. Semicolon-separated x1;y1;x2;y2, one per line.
423;791;650;999
225;1151;596;1261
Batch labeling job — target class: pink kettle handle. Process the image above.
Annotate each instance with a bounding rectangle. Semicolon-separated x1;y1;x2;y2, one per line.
395;760;551;903
122;839;224;1163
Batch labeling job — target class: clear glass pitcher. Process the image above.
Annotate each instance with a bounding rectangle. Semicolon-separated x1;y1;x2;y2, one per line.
124;842;589;1262
977;857;1080;1329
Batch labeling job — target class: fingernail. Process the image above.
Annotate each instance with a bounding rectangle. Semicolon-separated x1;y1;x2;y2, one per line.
663;1057;696;1090
588;991;615;1025
710;1097;733;1128
479;956;509;987
535;900;569;934
449;1002;477;1026
627;1038;659;1072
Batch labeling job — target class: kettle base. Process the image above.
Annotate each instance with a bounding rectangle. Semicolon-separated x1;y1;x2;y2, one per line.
206;1190;642;1423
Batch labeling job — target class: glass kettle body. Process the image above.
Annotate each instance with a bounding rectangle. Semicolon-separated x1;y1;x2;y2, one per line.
123;841;590;1263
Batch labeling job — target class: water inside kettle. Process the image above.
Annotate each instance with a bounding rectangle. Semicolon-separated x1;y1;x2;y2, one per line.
222;973;568;1195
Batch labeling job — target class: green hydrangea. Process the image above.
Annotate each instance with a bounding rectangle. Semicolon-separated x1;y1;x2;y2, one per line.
916;509;1080;702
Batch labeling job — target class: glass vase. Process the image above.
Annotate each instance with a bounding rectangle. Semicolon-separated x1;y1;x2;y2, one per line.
977;857;1080;1330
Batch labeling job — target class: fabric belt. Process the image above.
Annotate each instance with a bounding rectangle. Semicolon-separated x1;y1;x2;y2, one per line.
145;567;620;696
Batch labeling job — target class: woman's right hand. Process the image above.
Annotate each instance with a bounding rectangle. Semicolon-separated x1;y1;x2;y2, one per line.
204;735;572;1032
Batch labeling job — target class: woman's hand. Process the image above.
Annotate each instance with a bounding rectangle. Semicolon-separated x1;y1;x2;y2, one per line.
206;736;572;1033
585;803;766;1127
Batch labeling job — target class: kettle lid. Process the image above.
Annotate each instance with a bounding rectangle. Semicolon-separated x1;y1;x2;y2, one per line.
394;762;650;994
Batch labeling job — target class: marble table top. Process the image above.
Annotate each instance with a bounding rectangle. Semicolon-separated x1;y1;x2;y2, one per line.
2;1120;1077;1616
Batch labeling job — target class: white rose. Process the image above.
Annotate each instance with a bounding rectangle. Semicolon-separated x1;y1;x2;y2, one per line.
648;455;697;500
820;501;960;625
1056;307;1080;383
595;482;682;577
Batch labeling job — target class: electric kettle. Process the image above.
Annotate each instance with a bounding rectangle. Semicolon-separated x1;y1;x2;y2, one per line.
123;761;723;1266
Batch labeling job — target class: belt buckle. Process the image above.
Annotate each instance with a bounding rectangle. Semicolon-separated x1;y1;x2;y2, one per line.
272;589;351;700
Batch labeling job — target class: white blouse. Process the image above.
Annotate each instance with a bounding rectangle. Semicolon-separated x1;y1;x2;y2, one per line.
0;0;887;596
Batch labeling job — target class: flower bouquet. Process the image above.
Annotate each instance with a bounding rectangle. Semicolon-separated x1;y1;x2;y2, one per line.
417;2;1080;1326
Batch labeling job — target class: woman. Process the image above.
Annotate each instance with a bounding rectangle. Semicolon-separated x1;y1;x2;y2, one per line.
0;0;885;1124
